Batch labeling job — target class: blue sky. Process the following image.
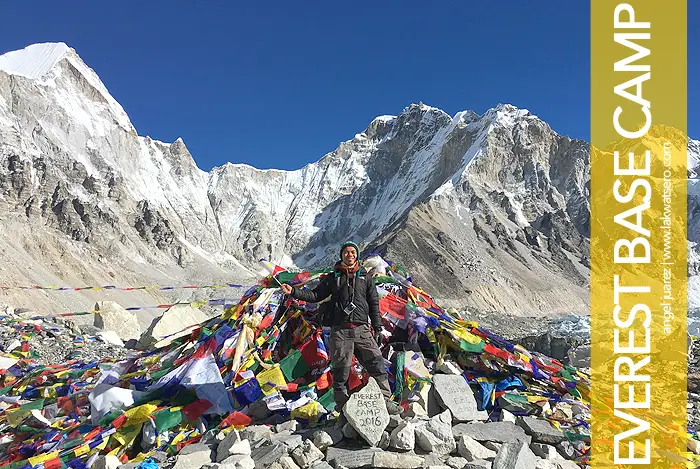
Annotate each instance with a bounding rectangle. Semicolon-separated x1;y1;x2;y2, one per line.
1;2;696;171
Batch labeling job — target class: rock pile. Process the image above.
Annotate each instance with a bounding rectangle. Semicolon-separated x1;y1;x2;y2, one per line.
0;257;599;469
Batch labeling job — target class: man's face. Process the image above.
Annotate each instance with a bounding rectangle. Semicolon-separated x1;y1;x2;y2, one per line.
342;247;357;266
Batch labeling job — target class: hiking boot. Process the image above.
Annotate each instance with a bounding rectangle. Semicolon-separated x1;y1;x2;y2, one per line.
333;412;348;429
384;398;402;415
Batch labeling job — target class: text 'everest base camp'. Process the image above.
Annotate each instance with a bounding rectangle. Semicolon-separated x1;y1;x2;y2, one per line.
0;42;696;469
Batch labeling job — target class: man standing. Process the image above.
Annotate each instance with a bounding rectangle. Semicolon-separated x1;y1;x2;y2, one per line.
280;241;398;414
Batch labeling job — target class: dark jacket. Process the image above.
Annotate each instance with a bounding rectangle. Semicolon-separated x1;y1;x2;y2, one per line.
290;262;381;328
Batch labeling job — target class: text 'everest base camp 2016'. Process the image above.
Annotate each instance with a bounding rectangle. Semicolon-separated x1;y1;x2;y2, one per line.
0;42;695;469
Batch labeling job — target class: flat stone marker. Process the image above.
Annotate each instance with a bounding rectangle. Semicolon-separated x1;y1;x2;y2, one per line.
325;447;380;468
432;374;487;422
453;422;530;445
343;377;390;446
516;416;565;445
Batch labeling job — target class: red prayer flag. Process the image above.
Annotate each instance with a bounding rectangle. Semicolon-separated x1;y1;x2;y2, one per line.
111;413;128;429
44;457;62;469
219;411;252;428
182;399;212;421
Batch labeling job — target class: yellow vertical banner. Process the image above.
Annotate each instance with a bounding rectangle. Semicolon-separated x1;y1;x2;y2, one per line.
591;1;687;467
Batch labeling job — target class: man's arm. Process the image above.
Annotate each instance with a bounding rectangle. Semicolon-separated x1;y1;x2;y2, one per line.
289;274;333;303
366;277;382;329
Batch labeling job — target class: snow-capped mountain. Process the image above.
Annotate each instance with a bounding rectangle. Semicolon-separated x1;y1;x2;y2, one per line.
0;43;697;318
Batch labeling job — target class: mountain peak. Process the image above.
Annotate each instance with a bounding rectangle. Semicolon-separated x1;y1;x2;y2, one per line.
0;42;71;79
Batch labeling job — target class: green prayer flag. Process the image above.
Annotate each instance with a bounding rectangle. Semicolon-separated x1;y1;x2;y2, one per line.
460;339;485;353
279;349;309;381
318;390;335;413
150;366;174;381
153;408;183;432
393;352;405;399
20;398;45;411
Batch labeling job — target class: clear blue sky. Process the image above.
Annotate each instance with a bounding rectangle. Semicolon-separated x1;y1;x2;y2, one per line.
1;2;697;171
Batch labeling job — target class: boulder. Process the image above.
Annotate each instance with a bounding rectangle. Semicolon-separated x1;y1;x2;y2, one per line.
138;303;208;347
492;441;536;469
172;445;213;469
389;421;416;451
216;430;251;462
93;301;140;341
415;410;456;455
457;435;497;461
291;440;324;468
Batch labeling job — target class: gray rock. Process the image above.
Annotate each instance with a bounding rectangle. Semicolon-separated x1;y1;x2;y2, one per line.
432;374;487;422
310;463;333;469
342;422;359;439
389;421;416;451
452;422;530;445
276;420;299;433
343;377;390;446
248;399;273;422
457;435;496;461
180;443;215;457
464;460;492;469
378;431;390;450
556;440;580;460
152;452;169;463
372;451;424;468
499;410;516;423
173;446;213;469
219;455;256;469
482;442;502;452
516;417;565;445
530;443;563;460
387;414;404;431
312;428;343;450
276;456;301;469
250;443;287;469
271;431;303;451
492;441;536;469
325;447;380;468
554;461;580;469
414;410;456;455
423;454;447;467
241;425;273;444
446;456;469;469
216;431;251;462
291;440;324;468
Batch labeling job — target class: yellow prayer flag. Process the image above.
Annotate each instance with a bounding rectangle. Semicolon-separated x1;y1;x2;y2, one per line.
256;365;287;396
124;403;158;425
28;451;60;467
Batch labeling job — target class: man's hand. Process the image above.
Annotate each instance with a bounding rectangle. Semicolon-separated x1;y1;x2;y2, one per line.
280;284;293;295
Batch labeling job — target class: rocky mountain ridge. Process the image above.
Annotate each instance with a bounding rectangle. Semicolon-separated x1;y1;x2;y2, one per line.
1;42;698;318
